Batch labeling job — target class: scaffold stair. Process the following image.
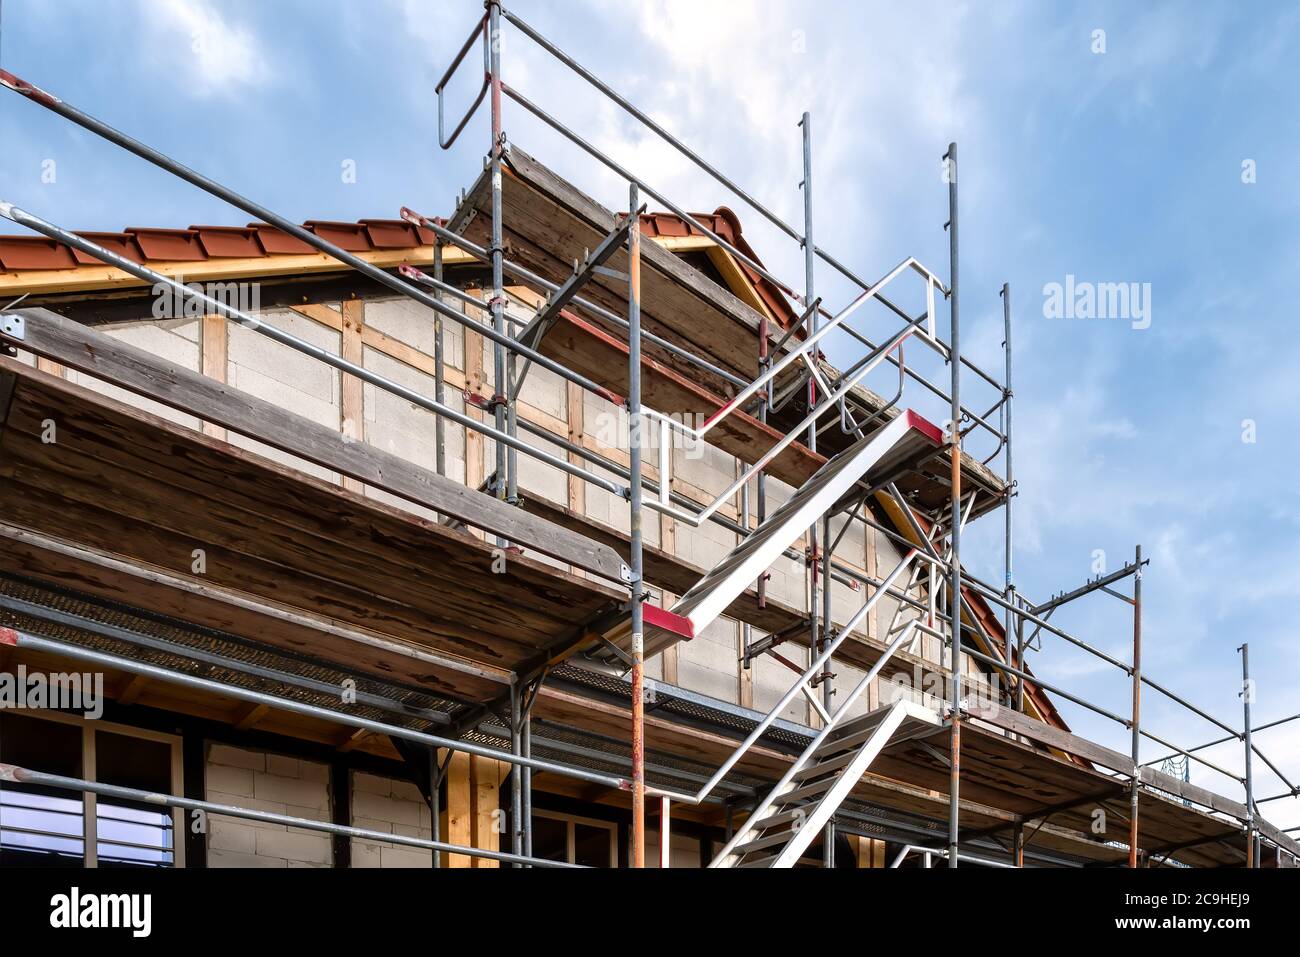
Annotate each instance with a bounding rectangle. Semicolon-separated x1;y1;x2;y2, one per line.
711;699;941;868
596;411;942;662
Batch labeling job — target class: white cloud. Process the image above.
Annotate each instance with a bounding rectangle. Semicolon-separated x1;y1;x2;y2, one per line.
143;0;273;98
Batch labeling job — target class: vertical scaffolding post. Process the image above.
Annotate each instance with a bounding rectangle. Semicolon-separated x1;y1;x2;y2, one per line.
523;712;533;861
487;0;509;508
798;115;818;636
821;512;835;866
800;109;834;867
756;317;769;608
510;675;524;862
1128;543;1143;868
1240;641;1255;868
434;240;447;477
430;746;443;868
1000;282;1014;708
944;141;962;869
659;796;672;868
628;181;647;868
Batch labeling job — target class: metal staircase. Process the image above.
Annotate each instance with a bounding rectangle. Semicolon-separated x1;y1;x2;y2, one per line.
600;410;943;660
712;698;940;867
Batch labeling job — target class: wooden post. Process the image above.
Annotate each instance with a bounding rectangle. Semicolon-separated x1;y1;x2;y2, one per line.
441;750;473;868
200;314;227;440
340;298;365;493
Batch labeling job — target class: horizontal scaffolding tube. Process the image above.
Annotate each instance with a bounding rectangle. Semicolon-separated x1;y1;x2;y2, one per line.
961;646;1129;726
5;627;704;800
0;70;620;406
501;7;1007;396
412;214;748;388
0;592;452;727
0;764;577;868
0;203;628;504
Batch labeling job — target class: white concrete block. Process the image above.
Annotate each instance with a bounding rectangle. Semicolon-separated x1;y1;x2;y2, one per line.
207;848;286;868
351;789;420;828
253;771;329;810
254;827;332;865
205;763;254;798
207;743;265;772
365;296;463;369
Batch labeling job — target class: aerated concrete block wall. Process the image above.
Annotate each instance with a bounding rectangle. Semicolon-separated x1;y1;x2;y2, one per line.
67;282;936;728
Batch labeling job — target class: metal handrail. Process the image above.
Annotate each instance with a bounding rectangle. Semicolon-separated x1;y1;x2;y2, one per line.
495;5;1010;435
668;549;920;811
436;12;490;149
708;619;924;865
643;261;938;527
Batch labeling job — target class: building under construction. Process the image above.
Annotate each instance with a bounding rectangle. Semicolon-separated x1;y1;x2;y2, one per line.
0;5;1296;870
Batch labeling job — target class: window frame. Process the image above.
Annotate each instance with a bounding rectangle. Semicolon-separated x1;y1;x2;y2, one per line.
0;709;185;868
532;808;617;867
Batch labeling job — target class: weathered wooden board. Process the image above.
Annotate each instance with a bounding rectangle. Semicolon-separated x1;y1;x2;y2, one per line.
9;307;627;584
453;145;769;388
542;311;823;485
0;522;509;704
0;359;624;673
873;721;1262;867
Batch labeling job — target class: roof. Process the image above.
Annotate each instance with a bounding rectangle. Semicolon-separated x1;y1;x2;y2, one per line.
0;209;800;330
639;207;798;328
0;219;440;272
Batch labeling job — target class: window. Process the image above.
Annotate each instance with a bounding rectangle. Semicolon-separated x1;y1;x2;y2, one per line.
0;712;183;867
94;731;177;867
531;810;617;867
0;714;84;866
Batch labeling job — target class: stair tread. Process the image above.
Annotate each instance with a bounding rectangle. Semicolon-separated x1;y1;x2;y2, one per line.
734;828;799;857
792;748;859;782
774;775;838;805
748;807;806;831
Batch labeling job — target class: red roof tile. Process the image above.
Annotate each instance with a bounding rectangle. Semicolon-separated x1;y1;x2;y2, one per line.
0;236;81;270
248;224;315;255
192;226;263;259
0;211;799;327
126;228;206;262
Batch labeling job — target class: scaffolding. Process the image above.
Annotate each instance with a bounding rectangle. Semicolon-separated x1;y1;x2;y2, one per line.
0;1;1297;868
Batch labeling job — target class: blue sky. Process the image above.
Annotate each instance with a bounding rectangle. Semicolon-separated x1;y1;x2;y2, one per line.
2;1;1298;830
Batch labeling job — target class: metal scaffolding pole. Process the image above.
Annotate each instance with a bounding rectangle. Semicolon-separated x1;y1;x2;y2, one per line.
510;675;524;862
0;764;576;869
1;626;677;797
800;108;834;869
945;141;962;869
487;0;510;510
0;72;618;405
1241;641;1256;868
434;240;447;478
1000;282;1015;711
627;180;647;868
821;512;836;866
523;713;534;860
1128;544;1143;868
